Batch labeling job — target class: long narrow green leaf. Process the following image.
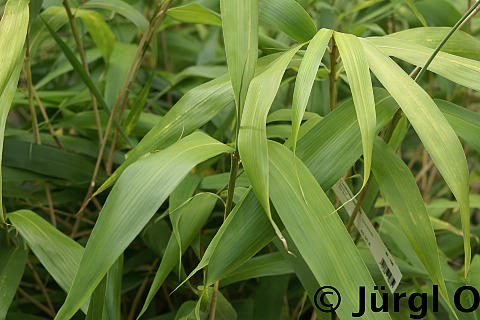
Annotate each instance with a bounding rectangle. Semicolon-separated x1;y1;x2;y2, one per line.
220;0;258;119
0;0;27;97
186;89;398;292
0;247;27;319
371;138;452;312
81;0;148;31
79;11;115;62
41;19;134;146
0;0;28;218
138;193;218;318
97;54;286;194
105;255;123;320
335;32;376;187
104;42;137;108
85;277;107;320
295;88;399;189
361;38;471;276
389;27;480;60
55;132;232;320
435;99;480;154
96;74;233;194
291;28;332;152
7;210;89;313
0;64;22;221
238;47;301;246
259;0;316;42
268;141;389;320
220;253;293;287
368;36;480;91
404;0;428;27
167;3;221;25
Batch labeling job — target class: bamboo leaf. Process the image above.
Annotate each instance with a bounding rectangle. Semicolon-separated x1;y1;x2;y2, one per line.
96;74;233;195
0;247;27;319
291;28;332;153
85;277;107;320
167;3;221;25
220;253;293;287
295;88;399;189
0;0;28;219
54;132;232;320
371;138;452;312
104;42;137;107
220;0;258;118
7;210;89;313
368;36;480;91
187;89;399;292
335;32;376;187
389;27;480;60
138;193;218;318
403;0;428;27
81;0;148;31
97;54;286;194
361;38;471;276
0;63;23;221
268;141;389;320
259;0;316;42
238;46;301;245
435;99;480;154
105;255;123;320
79;11;115;62
41;19;134;146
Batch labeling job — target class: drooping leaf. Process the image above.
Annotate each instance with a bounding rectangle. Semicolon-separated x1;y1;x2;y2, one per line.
259;0;316;42
435;99;480;154
220;253;293;287
362;38;471;276
335;31;376;187
7;210;89;313
371;138;452;312
186;89;399;292
0;247;27;319
167;3;221;25
138;193;218;318
98;54;286;194
369;36;480;91
0;64;23;220
268;141;389;320
291;28;332;152
96;74;233;194
81;0;148;31
238;46;301;245
0;0;29;218
54;132;232;320
389;27;480;60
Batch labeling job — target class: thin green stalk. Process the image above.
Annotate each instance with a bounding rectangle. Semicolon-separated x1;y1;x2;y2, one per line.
62;0;103;143
24;34;41;145
328;36;338;110
415;0;480;83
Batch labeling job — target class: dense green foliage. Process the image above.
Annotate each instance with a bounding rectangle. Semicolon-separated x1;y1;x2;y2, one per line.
1;0;480;319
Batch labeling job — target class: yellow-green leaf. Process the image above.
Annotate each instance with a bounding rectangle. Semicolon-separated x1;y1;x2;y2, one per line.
335;32;376;187
361;38;471;277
